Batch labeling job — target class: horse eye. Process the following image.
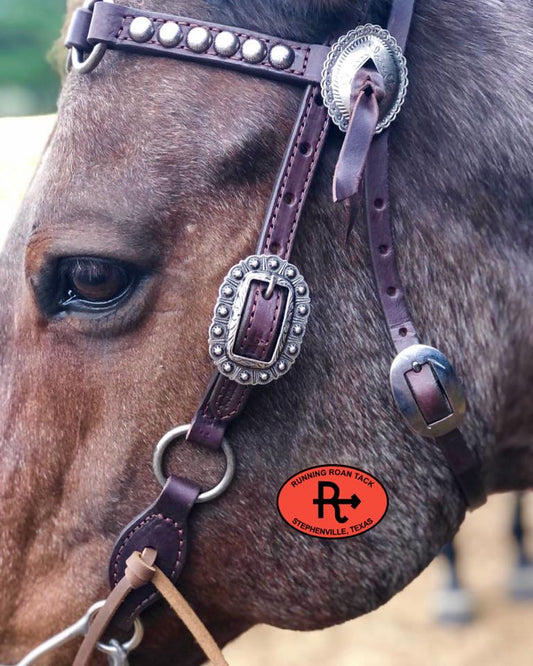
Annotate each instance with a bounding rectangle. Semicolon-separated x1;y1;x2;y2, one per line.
59;257;134;308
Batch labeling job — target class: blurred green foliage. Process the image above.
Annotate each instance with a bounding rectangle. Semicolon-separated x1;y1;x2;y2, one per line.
0;0;65;116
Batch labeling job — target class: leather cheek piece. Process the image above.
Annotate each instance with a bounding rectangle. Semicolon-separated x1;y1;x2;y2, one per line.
108;475;200;630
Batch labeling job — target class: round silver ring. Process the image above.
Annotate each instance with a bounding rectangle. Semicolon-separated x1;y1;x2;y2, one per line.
69;43;108;74
152;423;235;503
96;616;143;655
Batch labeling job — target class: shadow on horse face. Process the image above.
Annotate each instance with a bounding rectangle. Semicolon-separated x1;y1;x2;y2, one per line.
3;0;532;663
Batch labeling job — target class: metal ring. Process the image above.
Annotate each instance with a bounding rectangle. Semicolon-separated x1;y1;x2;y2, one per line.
69;43;108;74
152;423;235;502
68;0;114;74
96;617;143;655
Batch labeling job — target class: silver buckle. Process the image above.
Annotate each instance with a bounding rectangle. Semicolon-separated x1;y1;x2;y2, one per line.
209;255;310;385
389;344;467;437
321;24;408;133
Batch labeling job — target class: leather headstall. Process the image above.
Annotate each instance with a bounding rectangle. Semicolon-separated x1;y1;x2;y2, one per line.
64;0;487;660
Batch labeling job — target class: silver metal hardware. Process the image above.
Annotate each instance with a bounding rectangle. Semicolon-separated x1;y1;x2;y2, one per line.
269;44;295;70
209;254;311;385
214;31;240;57
186;26;212;52
129;16;155;42
10;601;142;666
321;24;408;133
152;424;235;502
389;344;467;438
241;38;267;64
157;21;183;48
68;0;114;74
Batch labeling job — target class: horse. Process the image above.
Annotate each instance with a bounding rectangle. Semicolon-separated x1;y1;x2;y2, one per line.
1;0;531;663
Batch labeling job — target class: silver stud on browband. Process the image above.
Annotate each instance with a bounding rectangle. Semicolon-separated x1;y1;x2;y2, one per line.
269;44;295;70
129;16;155;43
214;31;240;57
242;38;267;63
186;26;212;53
158;21;183;48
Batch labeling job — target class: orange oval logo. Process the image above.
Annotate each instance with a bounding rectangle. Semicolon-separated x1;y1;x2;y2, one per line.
277;465;388;539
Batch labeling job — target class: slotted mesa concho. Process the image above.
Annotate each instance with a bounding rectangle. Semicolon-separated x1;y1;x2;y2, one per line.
321;24;408;133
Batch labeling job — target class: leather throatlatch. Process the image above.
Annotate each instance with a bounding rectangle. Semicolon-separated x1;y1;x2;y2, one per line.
333;67;386;202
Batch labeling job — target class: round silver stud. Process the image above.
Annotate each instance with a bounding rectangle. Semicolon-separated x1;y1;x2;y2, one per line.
222;286;234;297
239;371;251;382
259;371;269;382
288;344;298;355
269;44;295;70
232;268;244;279
212;345;224;357
297;305;308;316
214;31;240;57
296;285;307;295
293;325;303;336
222;362;233;373
212;325;223;337
186;26;212;53
242;38;267;64
249;258;260;269
286;267;296;278
268;257;279;269
158;21;183;48
218;305;229;317
277;361;287;372
129;17;155;43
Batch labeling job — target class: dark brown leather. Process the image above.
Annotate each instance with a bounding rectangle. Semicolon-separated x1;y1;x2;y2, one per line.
364;129;420;352
66;7;92;53
108;475;199;629
65;1;330;86
333;68;385;202
187;84;329;449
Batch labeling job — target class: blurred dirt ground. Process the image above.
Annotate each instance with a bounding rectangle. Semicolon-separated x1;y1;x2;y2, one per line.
1;116;532;665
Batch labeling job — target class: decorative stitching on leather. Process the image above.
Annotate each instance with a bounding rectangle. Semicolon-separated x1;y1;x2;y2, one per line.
112;512;184;623
262;87;318;258
240;286;261;350
260;290;282;360
115;15;311;76
286;105;329;252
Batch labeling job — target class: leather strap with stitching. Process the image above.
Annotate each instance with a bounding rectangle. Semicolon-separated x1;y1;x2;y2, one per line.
187;83;329;449
65;1;330;86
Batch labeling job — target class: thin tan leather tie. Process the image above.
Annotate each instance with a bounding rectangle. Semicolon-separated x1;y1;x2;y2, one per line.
333;67;385;202
73;548;228;666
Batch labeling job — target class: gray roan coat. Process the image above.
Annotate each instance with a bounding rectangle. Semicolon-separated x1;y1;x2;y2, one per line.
0;0;531;663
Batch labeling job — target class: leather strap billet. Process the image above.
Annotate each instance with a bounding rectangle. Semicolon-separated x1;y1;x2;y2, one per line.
360;0;485;509
65;1;329;86
108;475;200;629
187;84;329;449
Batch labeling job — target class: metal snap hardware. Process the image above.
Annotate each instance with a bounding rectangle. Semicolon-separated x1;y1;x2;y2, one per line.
389;344;466;438
321;24;408;133
209;255;311;385
152;424;235;502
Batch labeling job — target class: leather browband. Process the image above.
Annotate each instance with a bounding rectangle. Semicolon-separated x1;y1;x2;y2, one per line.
66;1;330;85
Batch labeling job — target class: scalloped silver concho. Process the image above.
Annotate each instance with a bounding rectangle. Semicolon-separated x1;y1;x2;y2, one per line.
209;255;310;385
321;24;408;133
